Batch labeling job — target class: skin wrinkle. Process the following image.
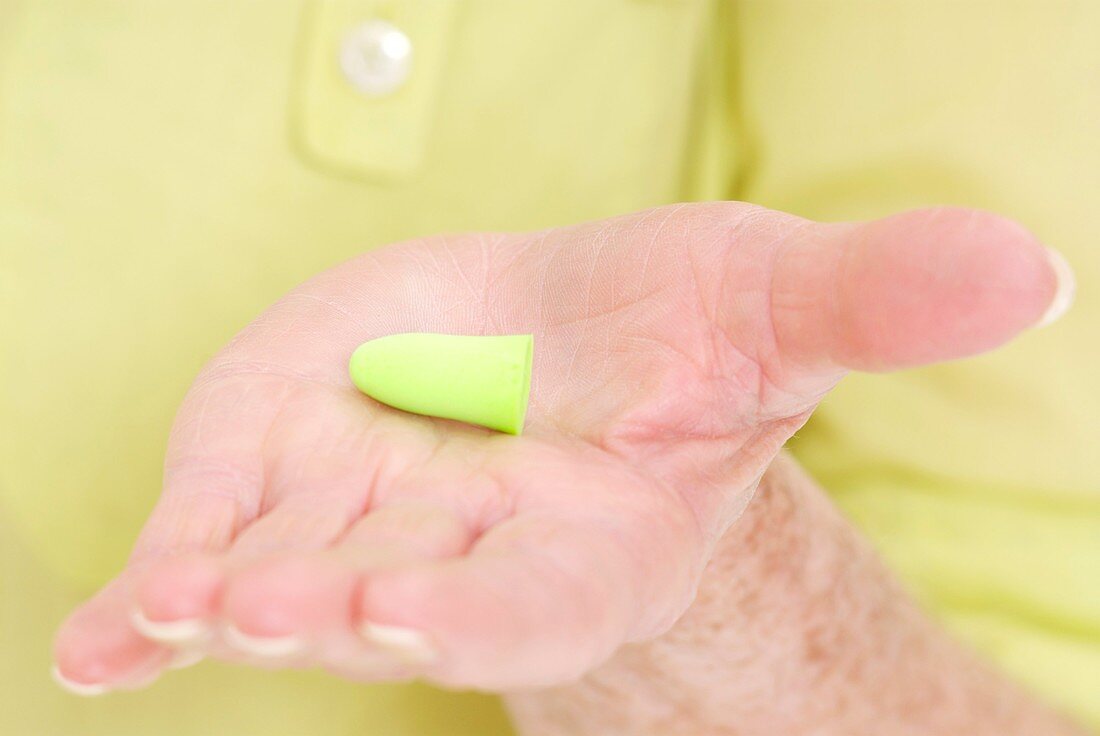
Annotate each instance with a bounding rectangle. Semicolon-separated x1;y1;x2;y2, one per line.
708;319;767;422
476;235;494;334
636;203;689;298
460;470;517;537
441;238;482;306
711;217;767;411
423;247;472;318
683;239;714;356
603;325;786;453
341;442;510;580
161;461;264;507
702;213;816;425
605;409;791;546
339;504;474;563
249;306;310;351
303;439;379;526
429;447;516;535
284;292;361;327
544;287;664;329
528;226;664;418
134;473;259;560
130;494;242;563
195;361;348;390
564;225;612;388
186;382;216;452
163;374;275;481
253;383;291;518
770;222;846;375
757;223;813;391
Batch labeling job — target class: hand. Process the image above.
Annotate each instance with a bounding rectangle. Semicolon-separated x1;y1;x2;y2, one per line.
53;203;1063;693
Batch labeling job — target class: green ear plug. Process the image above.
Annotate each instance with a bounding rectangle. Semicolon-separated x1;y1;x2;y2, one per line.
349;333;534;435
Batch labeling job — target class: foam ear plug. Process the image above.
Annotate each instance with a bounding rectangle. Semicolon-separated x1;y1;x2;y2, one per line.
349;333;534;435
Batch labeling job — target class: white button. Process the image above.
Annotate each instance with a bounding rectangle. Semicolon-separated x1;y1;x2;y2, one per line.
339;20;412;97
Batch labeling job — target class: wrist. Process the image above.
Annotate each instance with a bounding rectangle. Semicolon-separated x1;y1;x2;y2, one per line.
505;455;854;733
506;455;1087;736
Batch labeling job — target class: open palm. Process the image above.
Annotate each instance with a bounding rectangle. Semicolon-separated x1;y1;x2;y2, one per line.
54;202;1058;693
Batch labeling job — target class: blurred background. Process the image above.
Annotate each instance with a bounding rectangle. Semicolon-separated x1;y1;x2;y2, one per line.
1;1;1097;733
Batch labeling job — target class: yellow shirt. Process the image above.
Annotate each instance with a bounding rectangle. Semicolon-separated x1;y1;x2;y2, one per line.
1;1;1096;733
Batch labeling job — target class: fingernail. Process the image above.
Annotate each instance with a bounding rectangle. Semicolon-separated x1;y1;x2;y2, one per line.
168;649;205;670
130;608;212;646
222;624;305;658
1036;247;1076;328
359;622;436;664
51;666;109;697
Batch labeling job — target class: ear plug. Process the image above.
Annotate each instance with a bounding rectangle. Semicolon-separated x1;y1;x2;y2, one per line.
349;333;533;435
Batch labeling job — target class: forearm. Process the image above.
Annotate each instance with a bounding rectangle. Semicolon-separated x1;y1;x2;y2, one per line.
505;454;1088;736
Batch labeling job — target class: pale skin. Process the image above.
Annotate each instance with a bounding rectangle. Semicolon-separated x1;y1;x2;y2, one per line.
53;202;1080;729
506;455;1088;735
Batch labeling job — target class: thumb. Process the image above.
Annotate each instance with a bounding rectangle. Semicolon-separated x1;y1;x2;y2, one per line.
770;207;1074;374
